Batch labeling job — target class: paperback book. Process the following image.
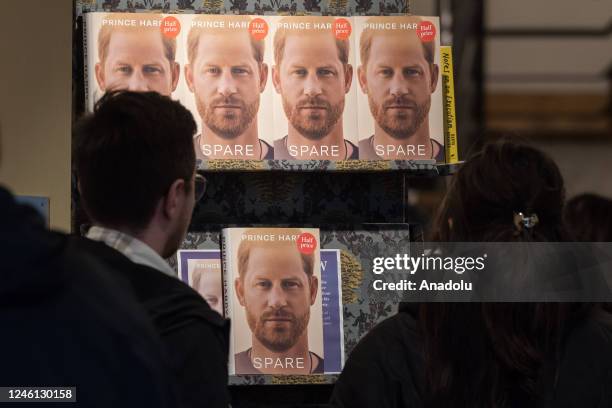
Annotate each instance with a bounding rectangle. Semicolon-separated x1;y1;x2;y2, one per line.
221;227;331;375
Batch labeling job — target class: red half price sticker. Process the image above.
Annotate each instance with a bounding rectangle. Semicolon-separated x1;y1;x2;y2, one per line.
417;20;436;42
296;232;317;255
249;18;269;41
334;18;352;40
161;16;181;39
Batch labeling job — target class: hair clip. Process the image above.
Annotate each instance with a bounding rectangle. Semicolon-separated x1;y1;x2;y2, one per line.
513;212;539;234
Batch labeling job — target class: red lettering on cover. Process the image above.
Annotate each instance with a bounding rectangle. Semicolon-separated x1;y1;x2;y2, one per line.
161;16;181;38
297;233;317;255
333;18;351;40
417;21;436;42
249;18;268;41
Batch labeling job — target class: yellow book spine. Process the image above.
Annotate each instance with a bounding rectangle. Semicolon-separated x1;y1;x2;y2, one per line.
441;46;459;163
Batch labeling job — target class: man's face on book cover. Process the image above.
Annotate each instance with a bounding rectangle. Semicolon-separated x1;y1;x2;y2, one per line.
95;29;179;96
273;34;351;140
236;246;318;352
186;31;266;140
192;262;223;316
359;32;438;140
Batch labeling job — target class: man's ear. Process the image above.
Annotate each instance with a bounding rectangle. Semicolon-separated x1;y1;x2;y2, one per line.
430;63;439;93
357;65;367;94
171;61;180;92
259;63;269;93
95;62;106;91
344;64;353;94
185;63;195;93
272;65;282;94
235;277;246;306
162;178;187;220
309;275;318;305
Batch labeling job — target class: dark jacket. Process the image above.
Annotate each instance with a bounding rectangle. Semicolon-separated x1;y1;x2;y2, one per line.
331;303;612;408
74;237;231;408
0;187;175;407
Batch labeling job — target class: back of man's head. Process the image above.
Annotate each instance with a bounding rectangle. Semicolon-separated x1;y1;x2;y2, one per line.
74;91;196;231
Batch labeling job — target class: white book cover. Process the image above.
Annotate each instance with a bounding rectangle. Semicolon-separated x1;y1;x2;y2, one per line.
222;227;325;375
354;16;445;162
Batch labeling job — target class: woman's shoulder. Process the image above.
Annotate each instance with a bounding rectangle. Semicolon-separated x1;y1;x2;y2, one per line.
330;308;424;408
354;306;421;356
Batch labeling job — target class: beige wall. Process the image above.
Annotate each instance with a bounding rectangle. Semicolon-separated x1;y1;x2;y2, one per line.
0;0;73;232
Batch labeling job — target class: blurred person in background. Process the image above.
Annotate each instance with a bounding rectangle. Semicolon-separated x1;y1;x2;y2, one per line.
565;193;612;313
565;193;612;242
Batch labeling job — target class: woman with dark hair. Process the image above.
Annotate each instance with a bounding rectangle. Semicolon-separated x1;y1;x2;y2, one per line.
330;140;612;408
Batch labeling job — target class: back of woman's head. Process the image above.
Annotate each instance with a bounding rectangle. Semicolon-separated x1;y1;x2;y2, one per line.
565;193;612;241
421;140;599;408
432;139;567;242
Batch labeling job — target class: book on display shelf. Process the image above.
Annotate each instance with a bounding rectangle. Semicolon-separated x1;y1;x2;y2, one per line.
83;12;451;169
177;244;345;374
221;227;344;375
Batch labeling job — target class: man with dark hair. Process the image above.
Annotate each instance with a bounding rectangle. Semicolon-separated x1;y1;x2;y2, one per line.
73;91;229;408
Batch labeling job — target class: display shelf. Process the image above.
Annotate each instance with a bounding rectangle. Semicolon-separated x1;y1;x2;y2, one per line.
70;2;469;407
171;225;411;386
197;158;443;174
199;160;461;175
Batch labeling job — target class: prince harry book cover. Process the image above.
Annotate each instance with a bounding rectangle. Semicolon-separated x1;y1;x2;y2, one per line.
354;16;445;162
221;227;327;375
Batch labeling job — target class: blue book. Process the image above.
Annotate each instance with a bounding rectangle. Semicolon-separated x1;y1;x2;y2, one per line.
321;249;344;373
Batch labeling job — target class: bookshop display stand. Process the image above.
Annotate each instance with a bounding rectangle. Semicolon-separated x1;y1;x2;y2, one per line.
179;163;456;407
73;1;461;406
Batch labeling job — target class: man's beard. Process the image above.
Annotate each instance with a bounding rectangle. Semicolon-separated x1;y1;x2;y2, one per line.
282;95;344;141
197;95;259;140
247;307;310;352
368;94;430;140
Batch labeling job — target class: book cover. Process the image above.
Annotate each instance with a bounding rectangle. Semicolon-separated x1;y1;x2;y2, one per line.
354;16;445;162
269;16;359;160
222;227;325;375
177;249;224;316
83;12;444;166
441;45;459;164
320;249;344;373
83;12;177;112
184;14;275;160
83;12;275;160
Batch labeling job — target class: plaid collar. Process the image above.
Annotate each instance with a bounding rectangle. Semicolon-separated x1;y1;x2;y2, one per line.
86;226;176;278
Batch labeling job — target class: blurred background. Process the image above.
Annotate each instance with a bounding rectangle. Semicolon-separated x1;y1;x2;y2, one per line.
407;0;611;229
